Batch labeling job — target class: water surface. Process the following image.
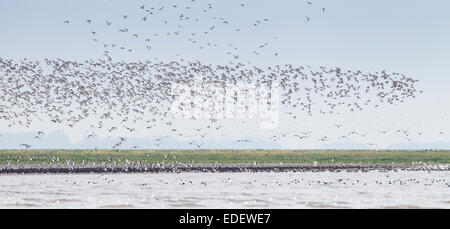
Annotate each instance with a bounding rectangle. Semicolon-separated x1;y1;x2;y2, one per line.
0;171;448;208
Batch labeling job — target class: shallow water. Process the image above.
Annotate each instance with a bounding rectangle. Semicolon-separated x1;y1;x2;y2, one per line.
0;171;449;208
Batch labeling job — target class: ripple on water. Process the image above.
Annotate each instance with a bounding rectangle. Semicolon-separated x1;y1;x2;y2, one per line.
97;204;135;208
10;203;44;208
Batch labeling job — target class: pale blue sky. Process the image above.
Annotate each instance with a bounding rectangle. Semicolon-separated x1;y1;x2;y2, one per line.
1;0;450;149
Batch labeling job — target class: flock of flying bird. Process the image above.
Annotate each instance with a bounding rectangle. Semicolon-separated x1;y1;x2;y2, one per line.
62;1;325;59
0;55;422;149
0;1;438;150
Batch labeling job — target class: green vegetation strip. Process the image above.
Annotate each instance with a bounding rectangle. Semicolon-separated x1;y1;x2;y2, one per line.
0;150;449;164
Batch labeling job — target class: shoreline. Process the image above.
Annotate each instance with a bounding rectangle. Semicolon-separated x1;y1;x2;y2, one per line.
0;162;449;174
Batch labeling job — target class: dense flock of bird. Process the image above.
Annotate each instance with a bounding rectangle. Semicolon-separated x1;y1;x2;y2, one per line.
0;56;421;149
0;1;431;149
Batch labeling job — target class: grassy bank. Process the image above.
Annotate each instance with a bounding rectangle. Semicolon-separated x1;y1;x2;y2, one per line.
0;150;449;164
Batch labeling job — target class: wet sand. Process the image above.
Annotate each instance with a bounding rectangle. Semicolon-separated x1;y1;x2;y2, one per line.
0;162;448;174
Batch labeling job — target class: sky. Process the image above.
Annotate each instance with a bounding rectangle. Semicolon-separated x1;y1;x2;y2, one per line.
0;0;450;149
